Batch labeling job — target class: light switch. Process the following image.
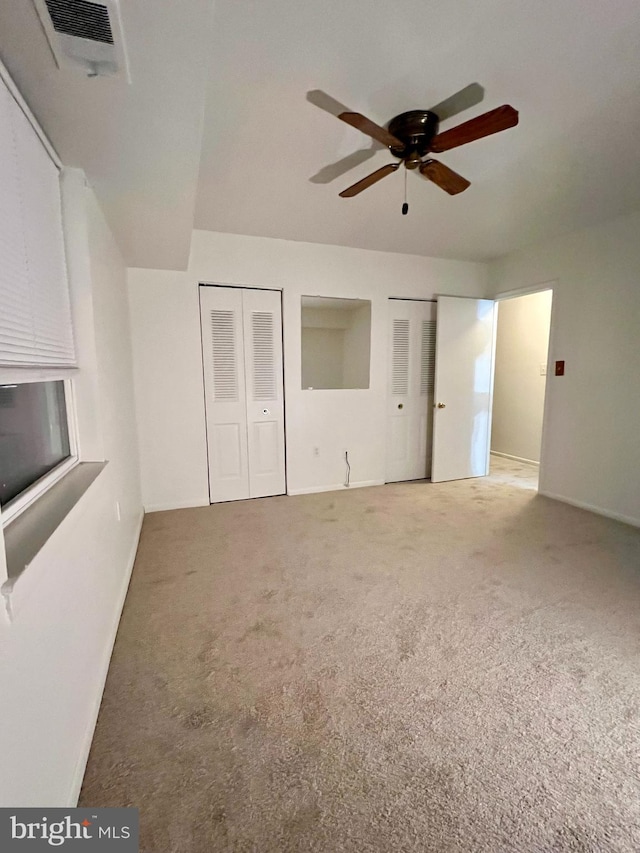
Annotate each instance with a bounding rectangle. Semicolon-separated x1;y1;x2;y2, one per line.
555;360;565;376
540;364;547;376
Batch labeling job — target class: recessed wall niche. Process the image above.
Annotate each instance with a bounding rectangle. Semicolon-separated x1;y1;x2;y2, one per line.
301;297;371;390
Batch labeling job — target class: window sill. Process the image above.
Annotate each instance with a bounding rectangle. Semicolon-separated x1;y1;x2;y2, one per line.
1;456;79;526
2;461;106;594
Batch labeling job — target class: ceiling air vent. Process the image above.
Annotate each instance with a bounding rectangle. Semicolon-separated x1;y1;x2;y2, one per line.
46;0;114;43
33;0;130;80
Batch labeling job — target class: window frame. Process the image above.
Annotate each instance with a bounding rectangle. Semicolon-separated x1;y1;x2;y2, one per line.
0;60;80;534
0;372;79;527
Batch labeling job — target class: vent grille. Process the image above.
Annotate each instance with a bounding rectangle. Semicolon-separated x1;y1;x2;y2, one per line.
210;310;238;401
251;312;276;400
420;320;437;394
391;319;410;396
45;0;114;44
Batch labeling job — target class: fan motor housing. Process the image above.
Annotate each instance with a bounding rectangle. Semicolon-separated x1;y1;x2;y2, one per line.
388;110;440;158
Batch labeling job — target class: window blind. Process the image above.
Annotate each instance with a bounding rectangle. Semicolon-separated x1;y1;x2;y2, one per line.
0;74;75;367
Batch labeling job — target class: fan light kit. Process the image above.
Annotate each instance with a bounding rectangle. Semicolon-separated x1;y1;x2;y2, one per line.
313;87;519;213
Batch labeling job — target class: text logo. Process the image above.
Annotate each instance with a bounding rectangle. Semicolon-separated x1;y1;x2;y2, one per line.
0;808;138;850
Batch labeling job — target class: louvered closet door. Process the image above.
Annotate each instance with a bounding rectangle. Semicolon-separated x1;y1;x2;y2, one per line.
200;286;250;502
386;299;437;482
242;288;286;498
200;286;286;503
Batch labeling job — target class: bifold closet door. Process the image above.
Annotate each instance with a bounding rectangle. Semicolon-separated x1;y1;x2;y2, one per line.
200;286;286;503
242;288;286;499
201;286;250;502
386;299;437;482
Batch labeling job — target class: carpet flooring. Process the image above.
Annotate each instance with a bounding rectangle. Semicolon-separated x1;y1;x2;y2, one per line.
80;461;640;852
489;454;539;491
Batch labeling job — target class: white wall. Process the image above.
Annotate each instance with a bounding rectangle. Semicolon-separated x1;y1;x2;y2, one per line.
491;290;552;463
343;303;372;390
301;326;344;389
489;209;640;526
129;230;488;509
0;172;143;806
128;268;209;511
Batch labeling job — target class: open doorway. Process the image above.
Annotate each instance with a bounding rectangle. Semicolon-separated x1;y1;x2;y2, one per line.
490;289;553;492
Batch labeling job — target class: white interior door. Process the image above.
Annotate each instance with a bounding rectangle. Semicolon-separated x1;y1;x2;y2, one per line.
431;296;496;483
200;286;250;502
200;286;286;503
386;299;437;482
242;288;286;498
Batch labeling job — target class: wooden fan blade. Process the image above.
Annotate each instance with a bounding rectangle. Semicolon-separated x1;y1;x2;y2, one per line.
338;112;403;149
430;105;518;153
339;163;400;198
419;159;470;195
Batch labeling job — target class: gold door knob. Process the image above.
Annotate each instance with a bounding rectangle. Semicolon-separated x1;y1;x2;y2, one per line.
436;402;446;409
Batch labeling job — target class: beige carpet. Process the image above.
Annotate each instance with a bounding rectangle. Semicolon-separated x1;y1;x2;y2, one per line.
489;453;539;491
80;463;640;852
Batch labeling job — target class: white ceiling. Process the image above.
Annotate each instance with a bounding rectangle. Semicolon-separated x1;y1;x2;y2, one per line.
2;0;640;267
0;0;213;269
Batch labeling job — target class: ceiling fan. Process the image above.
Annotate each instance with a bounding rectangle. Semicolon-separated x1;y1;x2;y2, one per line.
309;87;518;202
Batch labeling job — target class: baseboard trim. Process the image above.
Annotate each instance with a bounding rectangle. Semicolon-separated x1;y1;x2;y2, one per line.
288;480;384;496
538;490;640;529
491;451;540;467
144;498;209;513
67;508;144;805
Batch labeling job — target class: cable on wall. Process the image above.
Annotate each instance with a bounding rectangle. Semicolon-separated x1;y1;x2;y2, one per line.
344;451;351;487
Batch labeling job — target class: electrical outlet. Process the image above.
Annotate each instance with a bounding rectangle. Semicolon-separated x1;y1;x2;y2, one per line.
313;446;320;457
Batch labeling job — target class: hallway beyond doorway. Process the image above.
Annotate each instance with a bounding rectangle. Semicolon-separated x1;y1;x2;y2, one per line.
491;289;552;486
489;452;538;491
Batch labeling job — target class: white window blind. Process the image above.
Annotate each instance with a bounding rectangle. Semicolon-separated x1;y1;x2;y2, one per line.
0;74;75;368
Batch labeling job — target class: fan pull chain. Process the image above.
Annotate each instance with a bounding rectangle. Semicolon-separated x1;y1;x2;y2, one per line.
402;167;409;215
